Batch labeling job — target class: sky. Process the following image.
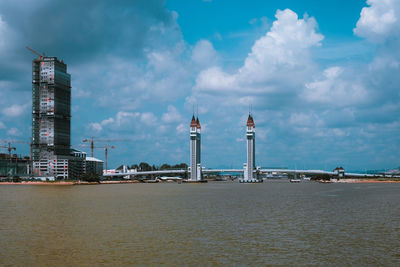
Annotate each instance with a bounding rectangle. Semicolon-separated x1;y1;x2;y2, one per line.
0;0;399;171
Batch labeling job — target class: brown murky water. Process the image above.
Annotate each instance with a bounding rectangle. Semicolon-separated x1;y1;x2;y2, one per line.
0;181;399;266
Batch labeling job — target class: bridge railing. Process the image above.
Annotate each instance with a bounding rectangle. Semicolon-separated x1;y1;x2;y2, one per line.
103;168;400;178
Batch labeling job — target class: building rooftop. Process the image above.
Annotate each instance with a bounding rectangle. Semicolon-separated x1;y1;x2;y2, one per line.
86;157;103;163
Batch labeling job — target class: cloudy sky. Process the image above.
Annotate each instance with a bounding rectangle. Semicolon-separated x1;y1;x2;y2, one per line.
0;0;399;171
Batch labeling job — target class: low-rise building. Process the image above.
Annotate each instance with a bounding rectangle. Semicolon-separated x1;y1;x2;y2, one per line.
32;149;86;180
85;157;103;177
0;153;30;178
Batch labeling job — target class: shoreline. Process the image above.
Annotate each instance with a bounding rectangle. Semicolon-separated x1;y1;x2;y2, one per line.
0;180;143;185
1;178;400;185
331;179;400;183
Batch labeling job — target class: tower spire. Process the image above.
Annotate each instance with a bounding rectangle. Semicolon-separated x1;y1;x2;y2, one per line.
247;113;255;128
196;104;201;129
189;112;202;181
190;114;197;127
242;111;258;183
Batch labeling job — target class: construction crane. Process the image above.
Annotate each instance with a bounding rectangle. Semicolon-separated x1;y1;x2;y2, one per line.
82;137;121;158
0;143;16;162
0;139;33;160
90;144;115;173
26;46;44;59
104;144;115;173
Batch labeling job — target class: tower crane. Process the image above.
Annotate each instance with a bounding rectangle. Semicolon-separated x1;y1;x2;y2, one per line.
91;144;115;173
0;139;33;164
25;46;44;59
103;144;115;174
0;143;16;162
82;137;121;157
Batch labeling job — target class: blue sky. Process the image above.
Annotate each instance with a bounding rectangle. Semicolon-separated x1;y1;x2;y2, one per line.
0;0;399;171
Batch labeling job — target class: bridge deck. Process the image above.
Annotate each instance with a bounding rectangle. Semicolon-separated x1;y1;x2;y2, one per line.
103;168;398;178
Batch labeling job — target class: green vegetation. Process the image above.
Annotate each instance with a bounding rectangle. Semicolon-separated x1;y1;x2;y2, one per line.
130;162;188;171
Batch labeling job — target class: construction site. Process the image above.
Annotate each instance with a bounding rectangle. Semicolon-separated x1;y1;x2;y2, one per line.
0;47;105;181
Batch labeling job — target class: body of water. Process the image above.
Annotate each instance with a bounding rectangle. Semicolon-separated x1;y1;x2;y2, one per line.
0;181;399;265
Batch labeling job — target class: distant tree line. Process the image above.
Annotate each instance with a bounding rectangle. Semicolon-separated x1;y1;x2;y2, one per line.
116;162;188;172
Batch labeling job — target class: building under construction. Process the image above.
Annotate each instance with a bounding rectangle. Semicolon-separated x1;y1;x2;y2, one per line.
0;153;30;178
30;50;85;180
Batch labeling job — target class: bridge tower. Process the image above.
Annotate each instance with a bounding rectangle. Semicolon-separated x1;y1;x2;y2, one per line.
189;115;202;181
243;113;256;182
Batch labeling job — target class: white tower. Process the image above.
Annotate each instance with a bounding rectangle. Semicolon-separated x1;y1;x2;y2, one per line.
196;117;202;180
189;115;202;181
244;113;256;181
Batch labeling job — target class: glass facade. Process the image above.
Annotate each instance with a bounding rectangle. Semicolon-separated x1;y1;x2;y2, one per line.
32;57;71;161
31;57;77;179
0;155;30;177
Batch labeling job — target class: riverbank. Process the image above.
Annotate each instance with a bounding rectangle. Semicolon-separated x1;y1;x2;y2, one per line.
331;178;400;183
0;180;143;185
2;178;400;185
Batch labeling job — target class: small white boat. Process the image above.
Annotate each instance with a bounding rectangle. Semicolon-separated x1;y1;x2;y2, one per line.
290;179;301;183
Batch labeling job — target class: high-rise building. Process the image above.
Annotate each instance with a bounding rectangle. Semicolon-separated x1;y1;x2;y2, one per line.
189;115;202;181
31;56;83;180
244;113;256;181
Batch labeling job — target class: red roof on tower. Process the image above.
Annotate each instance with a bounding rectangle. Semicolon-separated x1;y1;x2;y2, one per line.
196;117;201;129
190;115;197;127
246;114;255;128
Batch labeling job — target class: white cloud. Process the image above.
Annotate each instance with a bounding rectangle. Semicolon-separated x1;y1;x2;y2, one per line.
0;16;7;50
89;112;139;132
74;46;192;112
191;40;219;68
176;123;186;134
0;2;398;169
140;112;157;126
0;121;5;129
194;9;324;95
250;16;268;29
89;123;102;132
148;50;180;74
238;9;323;82
115;111;140;126
157;124;169;134
2;104;27;117
303;67;368;107
0;15;13;54
89;117;116;132
72;87;91;97
195;66;237;92
7;127;21;136
162;105;182;123
101;117;115;126
354;0;400;42
256;128;268;141
332;128;347;137
289;113;323;127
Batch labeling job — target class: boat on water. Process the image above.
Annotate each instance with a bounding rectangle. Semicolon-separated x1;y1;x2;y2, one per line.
290;179;301;183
